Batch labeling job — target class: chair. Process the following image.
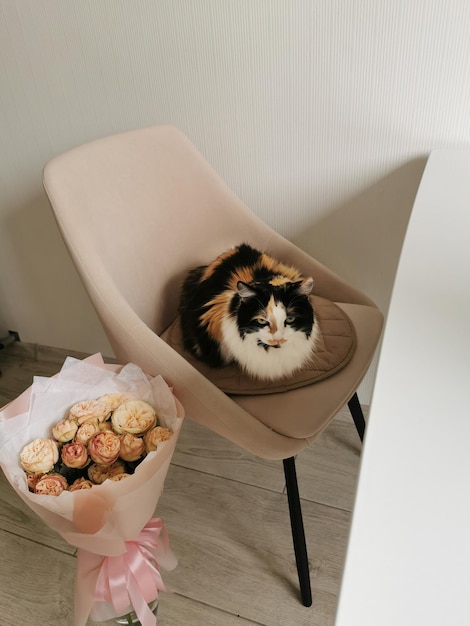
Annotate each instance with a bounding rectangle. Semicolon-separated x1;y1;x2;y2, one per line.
43;126;383;608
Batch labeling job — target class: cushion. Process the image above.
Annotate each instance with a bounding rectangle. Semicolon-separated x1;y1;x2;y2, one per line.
161;295;356;395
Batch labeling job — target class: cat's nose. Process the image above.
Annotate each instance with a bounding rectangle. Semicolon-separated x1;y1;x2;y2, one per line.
269;337;286;345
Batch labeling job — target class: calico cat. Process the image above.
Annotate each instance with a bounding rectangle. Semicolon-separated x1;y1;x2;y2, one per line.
179;243;319;380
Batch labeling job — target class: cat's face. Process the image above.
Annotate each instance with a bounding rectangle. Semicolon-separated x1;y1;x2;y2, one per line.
217;277;317;379
234;278;314;347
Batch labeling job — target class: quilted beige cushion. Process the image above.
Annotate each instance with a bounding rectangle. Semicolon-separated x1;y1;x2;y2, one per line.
161;295;356;395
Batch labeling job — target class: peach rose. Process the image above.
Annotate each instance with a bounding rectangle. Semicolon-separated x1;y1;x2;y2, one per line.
111;400;156;435
51;419;78;442
34;473;68;496
20;438;59;474
88;460;126;484
68;399;110;425
88;431;121;466
119;433;145;462
26;473;44;492
143;426;173;453
108;472;130;481
74;421;100;445
69;477;93;491
61;442;89;469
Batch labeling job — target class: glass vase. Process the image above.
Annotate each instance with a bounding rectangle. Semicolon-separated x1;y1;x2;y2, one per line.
114;599;159;625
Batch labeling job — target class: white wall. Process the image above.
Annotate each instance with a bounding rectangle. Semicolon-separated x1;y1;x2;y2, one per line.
1;0;470;401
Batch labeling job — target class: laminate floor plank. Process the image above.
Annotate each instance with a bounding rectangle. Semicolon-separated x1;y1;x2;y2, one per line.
0;529;77;626
172;418;285;493
158;464;351;626
90;594;263;626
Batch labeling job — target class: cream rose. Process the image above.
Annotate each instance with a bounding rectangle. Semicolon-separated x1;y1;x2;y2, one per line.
74;420;100;445
87;431;121;466
87;460;126;484
119;432;145;462
68;399;110;425
111;400;156;435
61;442;89;469
143;426;173;453
34;473;68;496
20;438;59;474
51;419;78;443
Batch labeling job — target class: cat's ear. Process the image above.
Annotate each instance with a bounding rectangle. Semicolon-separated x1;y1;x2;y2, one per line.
293;277;314;296
237;281;257;300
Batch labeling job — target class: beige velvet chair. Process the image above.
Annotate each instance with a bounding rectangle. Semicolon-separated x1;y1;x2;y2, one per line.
43;125;383;608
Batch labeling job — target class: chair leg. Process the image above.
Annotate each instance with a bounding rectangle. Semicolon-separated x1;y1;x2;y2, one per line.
283;456;312;607
348;392;366;442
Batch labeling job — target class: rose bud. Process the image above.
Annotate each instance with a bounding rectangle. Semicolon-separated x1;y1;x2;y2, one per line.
88;460;126;484
97;393;135;412
26;473;44;492
143;426;173;453
68;399;110;425
119;432;145;462
61;442;89;469
20;438;59;474
52;418;78;443
108;472;130;482
98;421;113;432
69;477;93;491
111;400;156;435
74;420;100;445
88;431;121;466
35;473;68;496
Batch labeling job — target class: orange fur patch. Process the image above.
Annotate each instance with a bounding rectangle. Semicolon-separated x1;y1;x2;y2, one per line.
201;249;237;281
228;266;255;290
199;292;231;341
264;297;277;333
259;253;303;283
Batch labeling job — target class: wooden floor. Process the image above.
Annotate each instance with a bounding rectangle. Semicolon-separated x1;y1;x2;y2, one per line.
0;344;366;626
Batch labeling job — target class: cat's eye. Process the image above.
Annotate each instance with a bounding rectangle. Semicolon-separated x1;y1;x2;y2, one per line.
254;317;269;327
285;315;296;325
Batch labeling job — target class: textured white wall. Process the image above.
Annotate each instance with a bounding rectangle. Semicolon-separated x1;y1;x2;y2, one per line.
1;0;470;400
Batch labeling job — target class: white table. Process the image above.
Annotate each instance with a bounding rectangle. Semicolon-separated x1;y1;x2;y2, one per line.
335;150;470;626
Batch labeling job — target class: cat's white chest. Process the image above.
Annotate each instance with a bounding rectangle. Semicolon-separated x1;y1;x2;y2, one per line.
220;317;319;380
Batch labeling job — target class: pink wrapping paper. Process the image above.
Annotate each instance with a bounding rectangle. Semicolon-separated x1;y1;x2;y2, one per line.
0;353;184;625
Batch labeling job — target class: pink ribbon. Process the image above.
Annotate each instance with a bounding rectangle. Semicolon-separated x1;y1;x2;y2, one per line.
93;518;170;626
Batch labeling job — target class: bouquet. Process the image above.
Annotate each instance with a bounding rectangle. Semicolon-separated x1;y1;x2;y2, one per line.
0;353;184;625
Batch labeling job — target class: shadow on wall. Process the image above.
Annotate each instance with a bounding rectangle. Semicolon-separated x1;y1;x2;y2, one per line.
2;191;113;354
294;157;428;315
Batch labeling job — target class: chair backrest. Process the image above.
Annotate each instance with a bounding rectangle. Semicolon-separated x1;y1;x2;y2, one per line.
43;126;274;334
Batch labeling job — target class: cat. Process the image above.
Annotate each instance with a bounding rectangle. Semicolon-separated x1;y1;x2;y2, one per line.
179;243;319;380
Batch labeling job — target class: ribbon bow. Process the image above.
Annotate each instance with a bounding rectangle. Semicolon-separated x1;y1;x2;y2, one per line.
93;518;172;626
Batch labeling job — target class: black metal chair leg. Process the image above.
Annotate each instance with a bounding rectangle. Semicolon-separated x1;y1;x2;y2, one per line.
283;456;312;607
348;392;366;442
